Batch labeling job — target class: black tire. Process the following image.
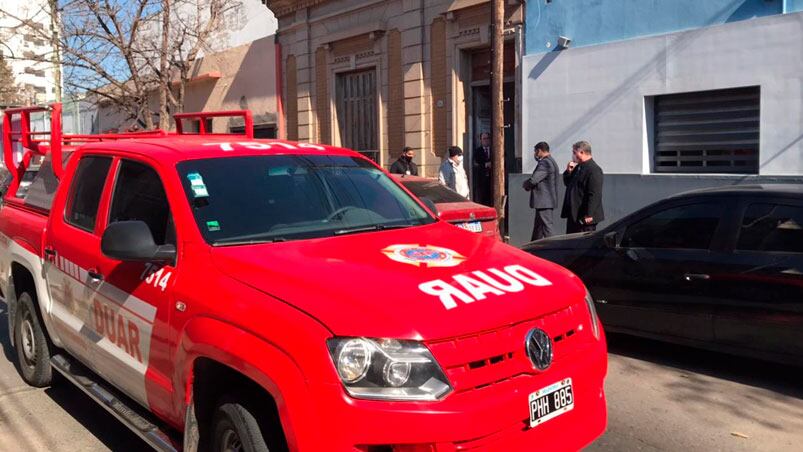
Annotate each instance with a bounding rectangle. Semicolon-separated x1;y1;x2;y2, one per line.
211;400;271;452
14;291;53;387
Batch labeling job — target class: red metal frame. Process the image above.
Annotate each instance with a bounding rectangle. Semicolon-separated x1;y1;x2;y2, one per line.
2;103;255;200
3;104;64;198
173;110;254;138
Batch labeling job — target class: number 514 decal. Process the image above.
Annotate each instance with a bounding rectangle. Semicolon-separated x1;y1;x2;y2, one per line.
141;263;172;292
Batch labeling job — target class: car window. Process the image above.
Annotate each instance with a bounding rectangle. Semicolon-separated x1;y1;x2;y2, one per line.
65;156;113;232
621;202;723;250
737;203;803;253
109;160;175;246
401;180;468;203
13;155;44;199
176;155;435;245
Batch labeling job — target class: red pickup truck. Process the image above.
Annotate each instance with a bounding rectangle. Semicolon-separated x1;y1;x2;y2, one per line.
1;104;607;451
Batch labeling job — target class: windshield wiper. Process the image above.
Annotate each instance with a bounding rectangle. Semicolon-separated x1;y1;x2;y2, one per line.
213;237;287;246
333;224;412;236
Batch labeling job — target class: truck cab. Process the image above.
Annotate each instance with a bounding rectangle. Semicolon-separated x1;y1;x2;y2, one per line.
1;104;607;451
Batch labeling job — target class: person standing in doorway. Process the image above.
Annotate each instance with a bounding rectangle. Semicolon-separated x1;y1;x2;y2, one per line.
561;141;604;234
473;132;493;205
439;146;470;199
389;146;418;176
523;142;559;241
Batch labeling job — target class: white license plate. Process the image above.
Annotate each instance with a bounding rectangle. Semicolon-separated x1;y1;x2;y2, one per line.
529;378;574;428
458;221;482;233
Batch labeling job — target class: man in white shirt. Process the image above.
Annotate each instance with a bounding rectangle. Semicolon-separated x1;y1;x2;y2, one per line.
439;146;470;199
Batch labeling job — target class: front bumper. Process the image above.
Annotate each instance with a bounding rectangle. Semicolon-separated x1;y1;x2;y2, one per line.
301;335;607;451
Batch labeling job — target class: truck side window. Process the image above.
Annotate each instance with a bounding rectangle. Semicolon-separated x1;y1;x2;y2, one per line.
109;160;175;246
65;156;113;232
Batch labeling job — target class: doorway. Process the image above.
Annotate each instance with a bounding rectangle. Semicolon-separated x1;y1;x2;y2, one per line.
468;44;517;207
336;69;379;162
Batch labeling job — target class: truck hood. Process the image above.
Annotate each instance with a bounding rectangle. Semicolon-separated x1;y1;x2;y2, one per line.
211;222;586;340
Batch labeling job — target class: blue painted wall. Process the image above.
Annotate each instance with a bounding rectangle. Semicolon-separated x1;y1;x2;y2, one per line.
525;0;790;55
788;0;803;12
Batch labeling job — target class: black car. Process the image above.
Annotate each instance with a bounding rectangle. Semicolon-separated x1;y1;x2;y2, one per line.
523;184;803;366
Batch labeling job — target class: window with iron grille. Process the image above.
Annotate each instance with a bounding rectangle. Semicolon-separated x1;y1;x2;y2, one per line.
336;69;378;163
653;86;759;174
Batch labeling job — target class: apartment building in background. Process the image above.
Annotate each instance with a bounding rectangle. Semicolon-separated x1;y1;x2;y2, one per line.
0;0;58;105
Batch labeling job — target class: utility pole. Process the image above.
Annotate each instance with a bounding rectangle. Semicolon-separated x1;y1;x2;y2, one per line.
490;0;505;220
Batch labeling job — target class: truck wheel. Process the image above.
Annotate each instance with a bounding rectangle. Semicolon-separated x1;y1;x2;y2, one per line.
211;400;271;452
14;291;53;387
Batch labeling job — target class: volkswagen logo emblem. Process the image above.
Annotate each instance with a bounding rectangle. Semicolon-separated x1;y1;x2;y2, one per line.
525;328;553;371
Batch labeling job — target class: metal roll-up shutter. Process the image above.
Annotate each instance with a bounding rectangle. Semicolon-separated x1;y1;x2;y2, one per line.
654;86;760;174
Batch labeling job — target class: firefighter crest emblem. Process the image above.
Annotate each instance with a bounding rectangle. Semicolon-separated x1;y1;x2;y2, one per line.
381;244;466;268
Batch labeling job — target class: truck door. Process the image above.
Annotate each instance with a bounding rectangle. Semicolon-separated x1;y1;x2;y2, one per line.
88;158;178;408
44;155;114;367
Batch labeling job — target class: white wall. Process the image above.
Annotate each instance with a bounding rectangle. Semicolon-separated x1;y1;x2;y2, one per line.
521;11;803;176
176;0;278;55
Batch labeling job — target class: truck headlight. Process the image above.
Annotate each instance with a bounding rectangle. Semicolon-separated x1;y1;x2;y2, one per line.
327;337;452;401
585;288;601;340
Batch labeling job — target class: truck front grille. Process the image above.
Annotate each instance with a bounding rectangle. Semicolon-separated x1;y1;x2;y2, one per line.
426;304;581;393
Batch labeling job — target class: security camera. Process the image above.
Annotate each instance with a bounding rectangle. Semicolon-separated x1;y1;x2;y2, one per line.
557;36;571;49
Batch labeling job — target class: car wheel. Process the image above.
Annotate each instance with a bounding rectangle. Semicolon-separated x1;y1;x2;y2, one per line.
14;291;53;387
212;399;271;452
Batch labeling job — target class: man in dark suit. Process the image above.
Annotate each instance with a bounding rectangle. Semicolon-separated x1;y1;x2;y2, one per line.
473;132;492;206
561;141;604;234
523;142;559;240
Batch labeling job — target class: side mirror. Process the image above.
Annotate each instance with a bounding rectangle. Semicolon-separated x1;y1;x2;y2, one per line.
101;221;176;262
603;231;618;249
420;196;439;217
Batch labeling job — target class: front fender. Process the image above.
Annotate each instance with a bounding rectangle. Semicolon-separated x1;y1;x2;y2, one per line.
175;316;318;451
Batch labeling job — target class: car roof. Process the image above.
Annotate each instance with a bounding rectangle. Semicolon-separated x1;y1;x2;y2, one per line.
76;135;362;164
671;184;803;200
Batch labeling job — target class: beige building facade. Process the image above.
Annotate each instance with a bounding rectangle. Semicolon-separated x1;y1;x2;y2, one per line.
267;0;524;182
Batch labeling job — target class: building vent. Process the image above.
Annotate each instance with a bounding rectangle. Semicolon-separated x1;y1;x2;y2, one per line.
654;86;759;174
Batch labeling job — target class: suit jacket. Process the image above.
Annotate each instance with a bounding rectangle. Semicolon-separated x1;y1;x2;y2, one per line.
522;155;559;209
561;158;604;224
473;145;492;179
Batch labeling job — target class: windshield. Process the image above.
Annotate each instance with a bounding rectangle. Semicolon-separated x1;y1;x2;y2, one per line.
401;179;469;203
177;155;435;245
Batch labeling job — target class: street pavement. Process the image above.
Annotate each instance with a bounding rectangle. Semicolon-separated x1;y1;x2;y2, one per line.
588;333;803;452
1;300;802;451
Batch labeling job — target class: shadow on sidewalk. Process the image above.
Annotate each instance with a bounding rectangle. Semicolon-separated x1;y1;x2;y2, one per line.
606;332;803;400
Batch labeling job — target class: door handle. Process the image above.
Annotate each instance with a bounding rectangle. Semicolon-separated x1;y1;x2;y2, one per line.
43;247;56;261
683;273;710;282
87;269;104;282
